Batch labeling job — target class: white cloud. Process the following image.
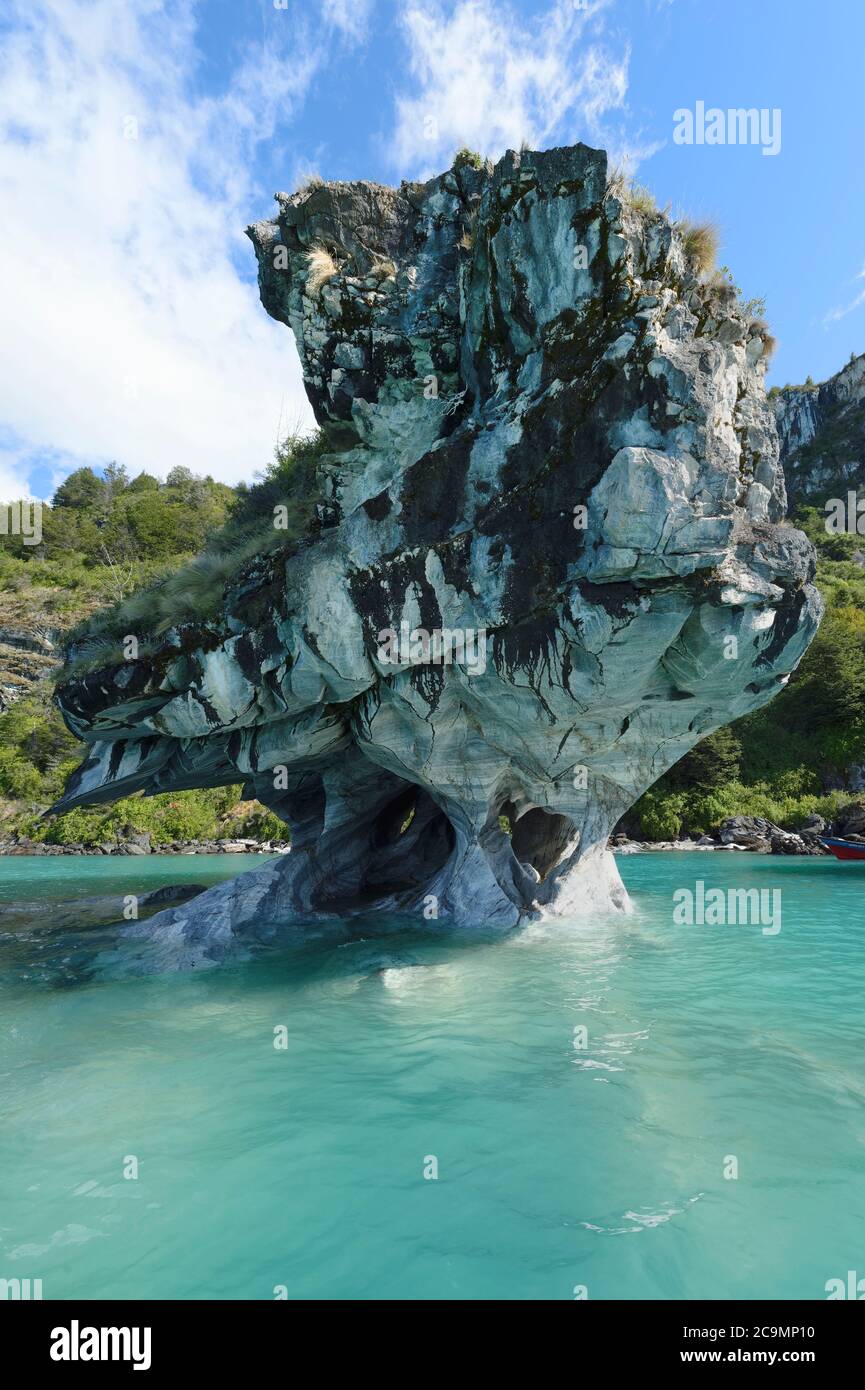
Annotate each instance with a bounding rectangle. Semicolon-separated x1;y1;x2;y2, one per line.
0;449;38;504
322;0;375;42
823;263;865;326
389;0;650;177
0;0;333;495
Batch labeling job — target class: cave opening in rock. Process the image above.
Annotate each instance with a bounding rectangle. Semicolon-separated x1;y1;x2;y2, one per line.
501;800;579;882
359;783;456;901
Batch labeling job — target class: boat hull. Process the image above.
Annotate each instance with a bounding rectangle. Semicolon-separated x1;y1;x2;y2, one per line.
822;836;865;861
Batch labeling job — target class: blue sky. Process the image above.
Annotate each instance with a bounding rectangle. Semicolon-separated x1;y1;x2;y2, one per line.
1;0;863;500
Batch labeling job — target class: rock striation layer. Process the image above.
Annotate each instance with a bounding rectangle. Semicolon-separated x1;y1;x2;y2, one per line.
54;144;822;963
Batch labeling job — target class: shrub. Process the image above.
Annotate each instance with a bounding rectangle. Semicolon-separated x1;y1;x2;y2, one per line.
749;316;778;359
0;746;43;801
370;255;396;280
636;788;685;840
44;805;109;845
38;786;287;847
305;243;338;295
678;218;719;273
452;147;484;171
625;183;658;216
223;429;327;535
225;803;289;841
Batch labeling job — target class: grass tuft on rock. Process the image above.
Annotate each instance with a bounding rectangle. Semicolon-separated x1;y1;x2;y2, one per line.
305;243;338;295
624;183;658;216
678;218;719;274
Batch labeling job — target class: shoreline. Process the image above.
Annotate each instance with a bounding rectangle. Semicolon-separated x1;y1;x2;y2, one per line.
0;839;830;859
610;841;827;855
0;838;290;857
0;815;856;860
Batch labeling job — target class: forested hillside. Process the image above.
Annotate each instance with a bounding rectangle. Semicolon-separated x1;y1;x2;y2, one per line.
0;447;315;848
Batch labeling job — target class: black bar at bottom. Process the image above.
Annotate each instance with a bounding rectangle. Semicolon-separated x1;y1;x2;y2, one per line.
3;1298;861;1374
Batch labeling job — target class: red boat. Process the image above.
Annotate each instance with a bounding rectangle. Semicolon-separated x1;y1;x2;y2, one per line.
822;836;865;861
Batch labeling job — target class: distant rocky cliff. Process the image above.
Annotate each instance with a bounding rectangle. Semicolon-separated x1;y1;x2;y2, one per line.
0;624;56;712
53;143;821;965
774;351;865;507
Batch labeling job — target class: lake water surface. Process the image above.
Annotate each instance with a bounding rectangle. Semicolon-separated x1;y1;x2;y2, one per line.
1;851;863;1300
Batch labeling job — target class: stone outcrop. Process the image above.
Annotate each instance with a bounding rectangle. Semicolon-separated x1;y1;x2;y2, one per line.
715;814;826;855
773;351;865;507
53;143;821;964
0;624;57;711
831;800;865;840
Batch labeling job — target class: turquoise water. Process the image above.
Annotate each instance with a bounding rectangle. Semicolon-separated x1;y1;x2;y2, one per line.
1;851;864;1300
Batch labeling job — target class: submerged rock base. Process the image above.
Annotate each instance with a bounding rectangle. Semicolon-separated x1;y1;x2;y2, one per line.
116;843;632;972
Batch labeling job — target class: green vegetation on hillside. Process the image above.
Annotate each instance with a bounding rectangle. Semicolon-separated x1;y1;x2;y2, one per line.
0;691;285;846
5;462;233;569
63;431;326;661
0;446;322;846
0;463;235;644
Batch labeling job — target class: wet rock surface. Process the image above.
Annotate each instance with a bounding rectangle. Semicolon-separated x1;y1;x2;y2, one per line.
0;882;207;933
52;144;822;963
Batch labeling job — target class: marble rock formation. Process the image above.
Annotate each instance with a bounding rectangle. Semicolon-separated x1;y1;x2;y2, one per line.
54;144;822;964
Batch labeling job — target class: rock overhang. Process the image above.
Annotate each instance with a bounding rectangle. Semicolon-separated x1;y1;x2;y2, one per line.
53;141;822;956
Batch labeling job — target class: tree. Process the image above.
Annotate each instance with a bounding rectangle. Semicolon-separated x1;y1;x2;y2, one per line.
103;461;129;500
165;464;208;508
165;465;194;489
52;467;104;510
665;726;742;791
778;607;865;739
127;471;160;493
123;492;188;558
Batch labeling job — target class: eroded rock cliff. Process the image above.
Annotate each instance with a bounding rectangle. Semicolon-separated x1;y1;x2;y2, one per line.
774;351;865;506
54;143;821;964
